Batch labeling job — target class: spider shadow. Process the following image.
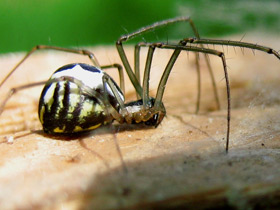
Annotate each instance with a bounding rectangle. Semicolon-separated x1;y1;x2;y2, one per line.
29;122;156;141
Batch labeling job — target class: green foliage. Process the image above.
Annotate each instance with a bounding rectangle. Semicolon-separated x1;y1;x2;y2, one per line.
0;0;279;53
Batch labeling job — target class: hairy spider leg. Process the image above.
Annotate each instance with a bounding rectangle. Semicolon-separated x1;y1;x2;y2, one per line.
119;23;280;152
183;38;280;60
117;16;220;111
132;42;230;152
101;64;125;93
0;81;47;116
0;46;125;117
0;45;125;91
139;37;280;151
101;74;126;123
135;40;201;112
0;45;100;90
135;41;209;113
154;44;230;152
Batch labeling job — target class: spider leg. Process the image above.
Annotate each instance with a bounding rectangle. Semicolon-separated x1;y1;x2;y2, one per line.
134;41;203;114
184;38;280;60
183;38;280;116
101;64;125;93
101;75;128;173
137;43;230;152
194;51;202;114
116;42;143;98
117;17;200;99
134;42;180;105
135;41;202;115
102;74;127;123
197;49;221;111
117;16;220;112
142;45;156;108
0;80;47;117
0;45;101;90
134;43;141;99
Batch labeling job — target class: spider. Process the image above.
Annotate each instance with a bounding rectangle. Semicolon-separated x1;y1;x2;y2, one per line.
0;17;279;152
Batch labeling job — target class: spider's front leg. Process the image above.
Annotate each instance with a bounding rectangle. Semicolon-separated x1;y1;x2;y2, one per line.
119;98;166;127
117;16;221;112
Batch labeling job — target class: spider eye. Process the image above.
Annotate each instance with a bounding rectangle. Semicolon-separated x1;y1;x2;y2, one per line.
144;114;159;126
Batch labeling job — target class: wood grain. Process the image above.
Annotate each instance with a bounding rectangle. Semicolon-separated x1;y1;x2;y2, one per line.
0;35;279;209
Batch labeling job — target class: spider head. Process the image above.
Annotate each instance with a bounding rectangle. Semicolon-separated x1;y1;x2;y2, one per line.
144;97;166;127
124;97;166;127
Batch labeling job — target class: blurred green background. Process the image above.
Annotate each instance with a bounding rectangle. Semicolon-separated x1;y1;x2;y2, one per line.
0;0;279;54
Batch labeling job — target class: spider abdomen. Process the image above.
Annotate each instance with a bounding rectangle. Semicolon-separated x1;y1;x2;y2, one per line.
38;63;124;134
39;79;108;134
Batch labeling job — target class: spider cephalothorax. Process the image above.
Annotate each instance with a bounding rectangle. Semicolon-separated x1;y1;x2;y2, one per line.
122;98;166;126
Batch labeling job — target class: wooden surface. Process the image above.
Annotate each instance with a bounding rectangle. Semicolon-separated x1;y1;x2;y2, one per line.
0;35;280;209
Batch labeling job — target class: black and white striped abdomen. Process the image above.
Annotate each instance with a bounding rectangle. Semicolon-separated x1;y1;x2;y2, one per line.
38;63;124;134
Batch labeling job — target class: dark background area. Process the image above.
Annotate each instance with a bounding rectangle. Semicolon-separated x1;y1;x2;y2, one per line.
0;0;279;54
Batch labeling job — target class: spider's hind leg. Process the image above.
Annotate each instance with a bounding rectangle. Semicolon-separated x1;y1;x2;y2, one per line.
0;45;102;90
0;45;104;120
0;80;47;135
0;80;47;117
101;64;125;93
